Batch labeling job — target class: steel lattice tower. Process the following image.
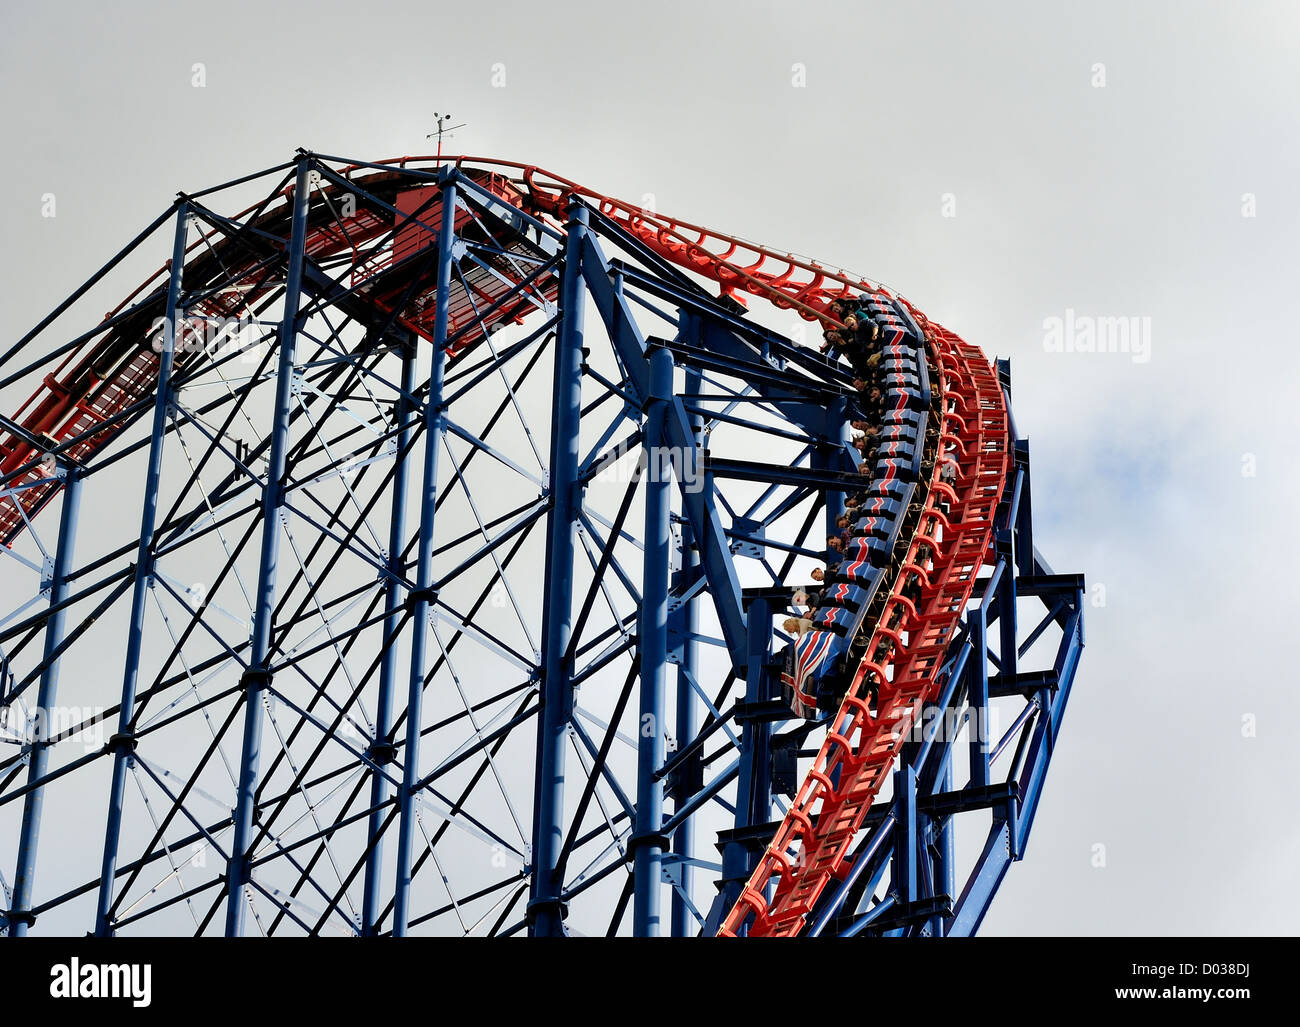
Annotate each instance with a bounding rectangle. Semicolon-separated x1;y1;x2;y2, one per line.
0;152;1083;936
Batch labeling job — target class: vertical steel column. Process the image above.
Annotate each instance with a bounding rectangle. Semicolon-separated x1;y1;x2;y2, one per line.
930;756;955;936
719;598;773;923
815;397;847;539
223;159;312;936
912;716;953;938
7;467;82;936
361;339;417;935
740;600;774;827
969;602;991;790
1014;442;1035;577
998;456;1027;690
633;346;673;936
94;203;190;935
391;172;459;935
526;201;588;937
670;361;703;937
998;572;1018;687
894;764;918;911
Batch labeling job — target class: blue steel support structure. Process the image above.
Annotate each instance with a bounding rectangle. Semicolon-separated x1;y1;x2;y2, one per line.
893;765;918;913
816;395;848;541
578;234;749;669
942;363;1084;936
0;154;1082;937
716;597;774;931
527;200;587;937
6;467;82;936
669;359;703;938
632;345;674;936
94;202;190;936
801;370;1085;936
362;338;417;936
223;159;312;936
392;171;459;936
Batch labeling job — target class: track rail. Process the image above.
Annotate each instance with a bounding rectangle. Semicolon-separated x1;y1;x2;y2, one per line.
719;322;1006;936
0;155;893;546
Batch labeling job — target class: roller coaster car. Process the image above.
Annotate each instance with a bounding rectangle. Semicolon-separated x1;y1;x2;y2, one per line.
814;658;853;715
776;640;854;721
778;647;838;721
779;645;815;720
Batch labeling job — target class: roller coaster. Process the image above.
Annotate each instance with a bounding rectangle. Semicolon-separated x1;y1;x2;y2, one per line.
0;151;1084;936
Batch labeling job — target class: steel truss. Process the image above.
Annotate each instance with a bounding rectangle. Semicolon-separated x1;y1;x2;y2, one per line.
0;152;1083;936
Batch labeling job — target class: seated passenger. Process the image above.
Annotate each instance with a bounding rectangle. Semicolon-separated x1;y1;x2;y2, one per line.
864;386;884;418
843;311;879;343
792;589;819;618
811;565;856;588
850;341;883;375
782;616;816;639
845;351;873;380
821;328;851;355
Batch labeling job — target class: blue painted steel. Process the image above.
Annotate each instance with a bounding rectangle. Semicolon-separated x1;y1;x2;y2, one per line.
797;389;1084;937
392;171;459;936
7;467;83;936
949;820;1014;936
578;230;748;665
928;756;955;937
894;765;917;906
361;339;417;935
807;817;896;937
717;598;774;930
223;159;313;936
670;360;703;937
0;155;1084;938
633;345;675;936
526;200;588;937
670;540;700;937
1014;586;1084;848
817;395;848;540
94;204;191;936
969;596;992;789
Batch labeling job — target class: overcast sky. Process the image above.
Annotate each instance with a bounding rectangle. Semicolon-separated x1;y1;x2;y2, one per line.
2;0;1297;935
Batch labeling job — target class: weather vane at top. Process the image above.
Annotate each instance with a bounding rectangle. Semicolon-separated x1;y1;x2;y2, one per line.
427;112;467;163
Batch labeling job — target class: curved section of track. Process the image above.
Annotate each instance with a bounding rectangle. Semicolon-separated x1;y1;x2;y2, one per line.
721;322;1006;936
